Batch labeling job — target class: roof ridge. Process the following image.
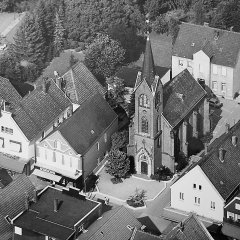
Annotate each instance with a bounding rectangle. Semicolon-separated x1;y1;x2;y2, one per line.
181;21;240;36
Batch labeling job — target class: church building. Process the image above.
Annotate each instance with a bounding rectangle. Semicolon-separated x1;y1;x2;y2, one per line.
127;37;210;176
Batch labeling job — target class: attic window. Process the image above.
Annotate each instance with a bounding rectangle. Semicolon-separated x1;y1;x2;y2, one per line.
127;225;134;231
91;130;95;134
191;43;195;47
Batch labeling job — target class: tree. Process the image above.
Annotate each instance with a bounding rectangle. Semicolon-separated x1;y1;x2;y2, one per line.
54;12;65;56
128;92;135;118
127;188;146;207
85;34;125;80
111;131;128;150
152;15;169;34
105;149;130;179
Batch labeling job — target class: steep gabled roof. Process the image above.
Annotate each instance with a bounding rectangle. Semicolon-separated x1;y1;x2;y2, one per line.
57;93;117;154
78;206;142;240
13;79;72;141
0;175;35;240
163;69;206;128
0;76;22;107
173;22;240;67
165;214;213;240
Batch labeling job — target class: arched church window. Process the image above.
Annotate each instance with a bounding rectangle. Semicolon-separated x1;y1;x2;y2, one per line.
139;94;150;108
155;91;161;109
141;116;149;133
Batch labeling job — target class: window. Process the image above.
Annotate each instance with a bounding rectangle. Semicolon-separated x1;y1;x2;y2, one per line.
179;59;183;66
222;67;227;76
199;185;202;190
212;81;217;91
62;155;65;165
97;142;99;151
187;61;192;68
195;197;200;205
53;151;56;162
156;116;160;133
213;65;218;74
1;126;13;135
139;94;150;108
211;201;215;210
104;133;107;143
54;140;61;150
193;183;196;189
155;92;161;109
235;203;240;210
199;64;204;73
227;211;234;219
0;137;4;148
42;131;45;139
157;136;161;148
221;83;226;92
9;140;21;152
141;116;149;133
180;192;184;200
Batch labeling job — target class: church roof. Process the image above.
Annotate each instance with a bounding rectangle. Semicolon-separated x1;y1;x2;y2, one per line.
141;37;156;88
163;69;206;128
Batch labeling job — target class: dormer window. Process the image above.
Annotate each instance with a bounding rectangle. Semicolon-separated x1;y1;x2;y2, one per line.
179;59;183;66
139;94;150;108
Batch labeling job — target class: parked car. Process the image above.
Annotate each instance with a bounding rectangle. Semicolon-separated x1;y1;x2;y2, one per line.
208;98;223;108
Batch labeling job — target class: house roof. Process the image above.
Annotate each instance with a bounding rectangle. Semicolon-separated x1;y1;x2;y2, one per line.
131;229;162;240
57;93;117;154
0;76;22;107
12;78;72;141
163;69;206;128
13;186;100;240
165;214;213;240
62;61;106;105
196;120;240;200
173;22;240;68
0;175;35;240
78;206;142;240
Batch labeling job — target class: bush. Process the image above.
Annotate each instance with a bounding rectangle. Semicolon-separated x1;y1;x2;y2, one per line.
151;166;173;181
127;188;146;208
75;42;86;52
110;177;123;184
85;174;99;192
176;152;188;172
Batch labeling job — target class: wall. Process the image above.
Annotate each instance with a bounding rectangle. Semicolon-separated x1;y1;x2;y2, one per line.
172;56;193;78
161;70;171;85
171;165;225;222
211;64;234;99
233;54;240;99
0;110;30;159
84;118;118;177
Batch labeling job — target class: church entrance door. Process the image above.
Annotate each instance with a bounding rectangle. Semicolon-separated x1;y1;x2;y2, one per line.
141;162;148;175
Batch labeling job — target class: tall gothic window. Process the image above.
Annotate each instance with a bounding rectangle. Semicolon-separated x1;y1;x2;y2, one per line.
141;116;149;133
139;94;150;108
156;116;160;133
155;91;161;109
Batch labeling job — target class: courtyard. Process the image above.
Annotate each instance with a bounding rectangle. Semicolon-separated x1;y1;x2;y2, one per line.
96;166;166;201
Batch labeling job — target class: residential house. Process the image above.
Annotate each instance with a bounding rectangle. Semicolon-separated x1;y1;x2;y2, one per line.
170;120;240;222
164;214;214;240
128;37;210;175
0;174;35;240
0;77;72;175
12;186;102;240
40;52;106;111
221;192;240;240
172;22;240;99
78;206;142;240
34;93;118;187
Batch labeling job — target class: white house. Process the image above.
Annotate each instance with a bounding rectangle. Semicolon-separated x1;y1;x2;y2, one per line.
0;77;72;174
171;120;240;223
172;22;240;99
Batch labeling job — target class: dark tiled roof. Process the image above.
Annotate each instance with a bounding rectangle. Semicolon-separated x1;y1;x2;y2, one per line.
58;93;117;154
0;175;35;240
13;186;100;240
40;50;85;80
13;79;72;140
132;229;162;240
63;62;106;105
0;76;22;107
165;214;213;240
173;22;240;67
163;69;206;128
78;206;142;240
197;120;240;200
141;37;156;88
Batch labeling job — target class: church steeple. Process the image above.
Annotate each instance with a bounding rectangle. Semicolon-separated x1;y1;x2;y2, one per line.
141;36;156;87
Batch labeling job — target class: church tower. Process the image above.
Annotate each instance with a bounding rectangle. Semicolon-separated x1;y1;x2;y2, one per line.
128;36;163;176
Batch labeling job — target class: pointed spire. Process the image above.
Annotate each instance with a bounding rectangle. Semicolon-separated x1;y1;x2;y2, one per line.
141;36;156;87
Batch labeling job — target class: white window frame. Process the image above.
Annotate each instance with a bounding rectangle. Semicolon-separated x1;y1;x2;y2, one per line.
9;140;21;152
212;81;217;91
221;83;226;92
222;66;227;76
227;211;234;219
213;65;218;75
210;201;215;210
194;197;200;205
179;59;184;67
179;192;184;200
235;203;240;210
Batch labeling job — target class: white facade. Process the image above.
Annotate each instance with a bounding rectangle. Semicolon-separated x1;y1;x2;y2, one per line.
172;51;236;99
171;165;225;222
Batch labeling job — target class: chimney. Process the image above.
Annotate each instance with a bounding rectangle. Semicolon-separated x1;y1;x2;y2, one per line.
219;147;224;162
204;142;208;155
232;135;237;146
42;79;47;93
54;198;59;212
204;22;209;27
198;78;205;89
56;77;62;89
225;123;230;133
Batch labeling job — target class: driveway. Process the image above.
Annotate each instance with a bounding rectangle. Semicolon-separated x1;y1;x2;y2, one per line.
97;167;166;201
211;98;240;142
